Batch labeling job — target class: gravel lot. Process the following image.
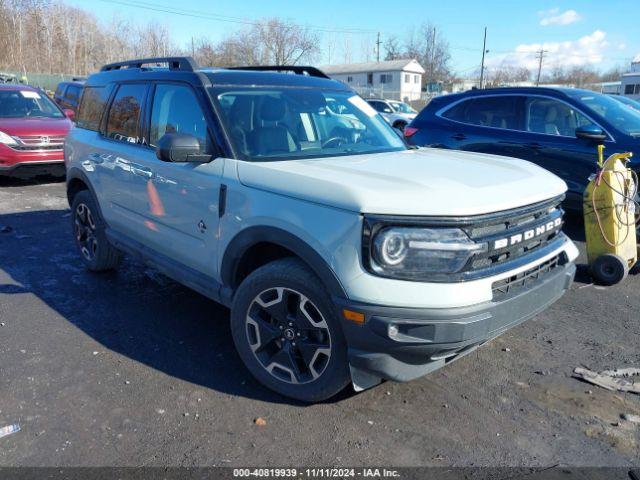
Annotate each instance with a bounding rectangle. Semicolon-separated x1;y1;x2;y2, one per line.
0;176;639;468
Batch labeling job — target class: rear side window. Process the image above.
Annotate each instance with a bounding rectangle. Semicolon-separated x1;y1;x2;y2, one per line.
106;84;147;143
524;97;594;136
149;84;209;150
442;96;522;130
76;86;113;131
65;85;82;101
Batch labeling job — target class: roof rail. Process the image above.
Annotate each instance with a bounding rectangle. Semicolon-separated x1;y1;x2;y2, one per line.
226;65;330;79
100;57;199;72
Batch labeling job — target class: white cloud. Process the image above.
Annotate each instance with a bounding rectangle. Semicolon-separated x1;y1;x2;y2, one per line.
486;30;609;71
539;8;581;26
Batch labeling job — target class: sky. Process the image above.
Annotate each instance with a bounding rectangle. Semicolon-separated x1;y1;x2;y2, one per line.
66;0;640;76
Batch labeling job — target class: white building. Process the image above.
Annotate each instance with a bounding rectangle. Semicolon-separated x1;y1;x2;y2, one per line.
620;56;640;100
320;59;425;101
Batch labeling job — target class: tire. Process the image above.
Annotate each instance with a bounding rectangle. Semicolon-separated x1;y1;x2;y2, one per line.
71;190;122;272
591;253;628;286
230;258;350;402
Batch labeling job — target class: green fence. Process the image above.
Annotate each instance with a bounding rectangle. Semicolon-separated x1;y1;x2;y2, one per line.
0;71;78;92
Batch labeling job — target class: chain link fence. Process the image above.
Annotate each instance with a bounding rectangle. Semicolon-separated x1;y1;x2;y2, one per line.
0;71;77;92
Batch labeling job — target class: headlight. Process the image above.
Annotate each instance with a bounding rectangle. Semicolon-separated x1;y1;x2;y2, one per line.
369;227;487;279
0;130;17;146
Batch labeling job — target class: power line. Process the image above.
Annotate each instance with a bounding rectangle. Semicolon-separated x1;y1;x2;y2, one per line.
95;0;377;35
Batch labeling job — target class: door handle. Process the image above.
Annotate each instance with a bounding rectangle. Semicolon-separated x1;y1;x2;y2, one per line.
451;133;466;141
130;164;153;179
525;142;543;150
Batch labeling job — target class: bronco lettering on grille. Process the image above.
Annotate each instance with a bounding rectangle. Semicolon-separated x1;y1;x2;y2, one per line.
493;217;562;250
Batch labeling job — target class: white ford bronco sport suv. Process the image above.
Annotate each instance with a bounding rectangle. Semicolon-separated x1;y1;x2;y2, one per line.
65;57;578;402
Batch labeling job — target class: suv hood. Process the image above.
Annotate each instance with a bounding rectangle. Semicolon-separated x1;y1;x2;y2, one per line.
0;117;71;137
237;148;568;216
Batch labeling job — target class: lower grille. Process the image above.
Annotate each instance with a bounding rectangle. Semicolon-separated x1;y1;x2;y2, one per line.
492;253;565;299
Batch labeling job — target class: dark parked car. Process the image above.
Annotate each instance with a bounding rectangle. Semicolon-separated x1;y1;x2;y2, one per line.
405;87;640;210
53;80;85;116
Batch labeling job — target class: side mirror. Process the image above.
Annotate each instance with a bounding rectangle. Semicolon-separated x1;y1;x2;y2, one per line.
575;125;606;142
63;109;75;120
155;133;211;163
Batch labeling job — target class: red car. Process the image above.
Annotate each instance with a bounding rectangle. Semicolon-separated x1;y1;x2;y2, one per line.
0;84;74;177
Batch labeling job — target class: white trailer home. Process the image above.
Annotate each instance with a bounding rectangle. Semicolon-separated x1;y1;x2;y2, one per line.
321;59;425;102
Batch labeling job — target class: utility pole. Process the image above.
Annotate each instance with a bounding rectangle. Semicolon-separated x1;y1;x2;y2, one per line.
191;37;195;57
479;27;488;89
535;49;548;86
376;32;381;62
430;26;436;89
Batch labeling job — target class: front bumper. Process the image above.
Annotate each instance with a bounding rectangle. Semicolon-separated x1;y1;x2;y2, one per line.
336;259;576;387
0;144;65;176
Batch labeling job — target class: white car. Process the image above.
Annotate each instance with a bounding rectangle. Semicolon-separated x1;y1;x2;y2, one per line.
366;98;417;130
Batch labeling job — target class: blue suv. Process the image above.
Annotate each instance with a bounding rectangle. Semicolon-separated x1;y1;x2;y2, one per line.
405;87;640;211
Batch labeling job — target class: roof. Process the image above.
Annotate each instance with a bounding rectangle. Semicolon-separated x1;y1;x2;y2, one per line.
87;57;352;91
438;86;590;103
320;59;425;75
86;67;351;91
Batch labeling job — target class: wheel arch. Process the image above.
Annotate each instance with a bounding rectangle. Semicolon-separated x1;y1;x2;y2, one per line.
221;226;348;300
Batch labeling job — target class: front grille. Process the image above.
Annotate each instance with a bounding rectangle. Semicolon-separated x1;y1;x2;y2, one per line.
492;253;565;299
460;196;564;275
9;135;65;152
362;195;566;283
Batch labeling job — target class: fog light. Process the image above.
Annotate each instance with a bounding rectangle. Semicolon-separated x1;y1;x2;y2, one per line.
388;324;399;338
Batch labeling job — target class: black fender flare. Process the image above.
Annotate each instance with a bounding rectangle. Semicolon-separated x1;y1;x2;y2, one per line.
220;226;348;300
66;167;102;213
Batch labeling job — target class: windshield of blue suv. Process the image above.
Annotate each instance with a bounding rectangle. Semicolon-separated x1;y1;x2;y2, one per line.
210;87;407;160
566;90;640;137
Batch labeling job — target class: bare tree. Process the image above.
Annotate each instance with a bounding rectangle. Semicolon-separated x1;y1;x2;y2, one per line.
383;36;404;61
485;62;531;86
405;22;452;84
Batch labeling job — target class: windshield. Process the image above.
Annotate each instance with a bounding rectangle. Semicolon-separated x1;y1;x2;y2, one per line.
389;101;417;114
210;87;407;161
567;91;640;136
612;95;640;112
0;89;64;119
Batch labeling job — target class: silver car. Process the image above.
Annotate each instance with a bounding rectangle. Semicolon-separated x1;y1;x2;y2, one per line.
366;98;417;130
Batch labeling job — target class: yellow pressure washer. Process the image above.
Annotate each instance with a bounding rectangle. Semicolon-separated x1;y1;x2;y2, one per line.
583;145;638;285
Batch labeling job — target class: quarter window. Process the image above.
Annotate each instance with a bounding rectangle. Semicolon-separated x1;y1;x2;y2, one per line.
106;84;147;143
149;84;209;151
442;96;522;130
524;97;594;136
76;85;113;131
